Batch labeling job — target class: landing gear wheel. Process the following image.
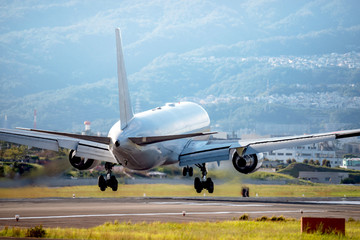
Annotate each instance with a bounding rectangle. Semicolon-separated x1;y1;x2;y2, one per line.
182;167;188;177
98;162;119;192
206;178;214;194
109;175;118;191
188;167;193;177
183;166;194;177
194;177;202;193
98;175;106;191
193;163;215;194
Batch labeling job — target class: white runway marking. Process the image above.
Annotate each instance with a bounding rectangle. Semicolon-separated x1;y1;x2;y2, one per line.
0;210;324;221
150;202;271;207
305;201;360;205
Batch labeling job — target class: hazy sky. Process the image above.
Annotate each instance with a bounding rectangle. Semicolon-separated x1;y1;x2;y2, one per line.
0;0;359;132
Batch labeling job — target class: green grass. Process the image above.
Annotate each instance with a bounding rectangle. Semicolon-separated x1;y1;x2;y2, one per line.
1;220;360;239
246;171;311;184
0;183;360;198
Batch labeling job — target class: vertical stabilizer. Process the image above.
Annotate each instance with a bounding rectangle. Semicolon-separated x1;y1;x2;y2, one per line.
115;28;134;130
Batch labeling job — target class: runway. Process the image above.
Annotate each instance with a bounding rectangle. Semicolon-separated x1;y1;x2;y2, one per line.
0;197;360;228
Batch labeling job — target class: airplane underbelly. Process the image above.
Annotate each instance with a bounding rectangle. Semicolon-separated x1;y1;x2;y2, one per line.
112;140;185;170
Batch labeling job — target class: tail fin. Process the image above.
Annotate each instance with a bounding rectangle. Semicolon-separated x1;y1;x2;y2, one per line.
115;28;134;130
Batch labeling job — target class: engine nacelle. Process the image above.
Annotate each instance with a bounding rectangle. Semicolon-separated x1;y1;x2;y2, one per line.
232;149;263;174
69;150;100;170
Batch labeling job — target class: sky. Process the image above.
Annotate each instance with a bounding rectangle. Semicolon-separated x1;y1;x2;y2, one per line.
0;0;359;133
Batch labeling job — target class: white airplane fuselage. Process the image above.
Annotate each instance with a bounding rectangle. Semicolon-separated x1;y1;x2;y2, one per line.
108;101;210;170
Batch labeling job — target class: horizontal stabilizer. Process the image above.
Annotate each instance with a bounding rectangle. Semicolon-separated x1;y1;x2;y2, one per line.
16;128;111;145
129;132;217;145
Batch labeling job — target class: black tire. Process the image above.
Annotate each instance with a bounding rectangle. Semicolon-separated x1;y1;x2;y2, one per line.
182;167;188;177
189;167;193;177
98;175;106;191
206;178;214;194
194;177;202;193
109;175;118;191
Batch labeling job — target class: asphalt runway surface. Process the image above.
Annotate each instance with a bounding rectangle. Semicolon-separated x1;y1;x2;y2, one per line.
0;197;360;228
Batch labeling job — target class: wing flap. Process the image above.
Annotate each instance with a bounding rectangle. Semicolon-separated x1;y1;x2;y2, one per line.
179;140;232;166
17;128;111;145
179;147;229;166
76;143;117;163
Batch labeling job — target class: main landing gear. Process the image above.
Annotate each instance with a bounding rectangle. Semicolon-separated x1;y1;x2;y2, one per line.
183;164;214;194
193;163;214;194
182;166;193;177
98;162;118;191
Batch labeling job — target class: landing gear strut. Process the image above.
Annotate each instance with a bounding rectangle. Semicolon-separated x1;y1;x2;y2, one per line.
98;162;118;191
193;163;214;194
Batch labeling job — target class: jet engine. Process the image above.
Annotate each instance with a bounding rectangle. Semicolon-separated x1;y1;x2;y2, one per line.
232;150;263;174
69;150;100;170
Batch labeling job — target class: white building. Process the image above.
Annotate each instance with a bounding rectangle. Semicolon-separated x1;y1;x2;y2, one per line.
341;158;360;171
263;142;342;167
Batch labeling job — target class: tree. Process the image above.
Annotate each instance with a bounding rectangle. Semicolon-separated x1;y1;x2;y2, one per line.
341;178;355;184
0;149;4;161
3;146;28;161
309;159;315;165
4;148;21;161
326;161;331;167
286;159;292;164
303;159;309;164
314;160;320;166
322;159;331;167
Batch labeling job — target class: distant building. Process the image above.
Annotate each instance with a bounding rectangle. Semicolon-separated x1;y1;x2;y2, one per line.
299;171;348;184
82;121;91;135
342;142;360;155
263;142;341;166
341;158;360;171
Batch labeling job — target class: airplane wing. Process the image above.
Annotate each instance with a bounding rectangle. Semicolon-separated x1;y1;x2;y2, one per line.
0;128;117;163
179;129;360;167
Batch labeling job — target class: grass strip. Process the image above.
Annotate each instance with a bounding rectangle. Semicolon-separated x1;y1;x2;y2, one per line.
1;220;360;239
0;184;360;198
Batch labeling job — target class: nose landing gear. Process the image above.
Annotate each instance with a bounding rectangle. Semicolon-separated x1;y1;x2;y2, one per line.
98;162;118;191
193;163;214;194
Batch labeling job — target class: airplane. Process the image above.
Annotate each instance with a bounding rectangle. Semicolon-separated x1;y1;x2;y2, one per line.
1;28;360;193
